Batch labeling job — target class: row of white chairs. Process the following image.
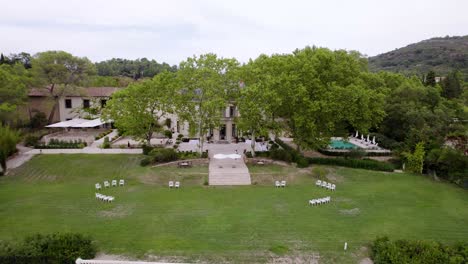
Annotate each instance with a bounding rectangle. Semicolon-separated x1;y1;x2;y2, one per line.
315;180;336;191
169;181;180;188
309;196;331;205
95;193;115;202
95;179;125;190
275;181;287;187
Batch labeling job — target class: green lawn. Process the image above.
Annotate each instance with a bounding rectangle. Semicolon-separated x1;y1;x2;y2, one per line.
0;155;467;263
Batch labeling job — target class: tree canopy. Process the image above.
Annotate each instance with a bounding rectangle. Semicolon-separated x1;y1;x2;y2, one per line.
103;71;176;144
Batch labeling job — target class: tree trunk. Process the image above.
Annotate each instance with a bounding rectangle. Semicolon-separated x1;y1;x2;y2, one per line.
198;120;203;154
250;130;256;157
47;98;59;124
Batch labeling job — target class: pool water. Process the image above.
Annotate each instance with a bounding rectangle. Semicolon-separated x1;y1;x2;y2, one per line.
329;140;358;149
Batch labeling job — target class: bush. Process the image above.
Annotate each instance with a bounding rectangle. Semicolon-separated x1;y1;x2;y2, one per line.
149;148;178;163
426;147;468;185
30;112;48;129
101;137;110;149
142;144;154;155
270;149;293;162
0;233;96;264
164;130;172;139
140;157;151;166
308;157;395;172
296;157;309;168
181;138;190;143
24;135;40;147
371;236;468;264
177;134;183;139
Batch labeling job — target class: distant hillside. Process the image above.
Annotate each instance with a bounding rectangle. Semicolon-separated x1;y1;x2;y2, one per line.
368;36;468;79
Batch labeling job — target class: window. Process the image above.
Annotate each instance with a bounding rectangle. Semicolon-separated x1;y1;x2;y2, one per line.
83;99;90;109
65;99;72;109
101;99;107;108
229;106;235;117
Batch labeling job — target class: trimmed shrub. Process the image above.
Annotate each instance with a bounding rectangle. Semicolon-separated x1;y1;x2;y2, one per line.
140;157;151;166
35;139;85;149
177;134;183;139
142;144;154;155
101;137;111;149
0;233;96;264
164;130;172;139
149;148;178;163
308;157;395;172
181;138;190;143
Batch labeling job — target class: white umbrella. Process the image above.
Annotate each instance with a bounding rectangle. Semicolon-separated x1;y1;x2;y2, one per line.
367;134;370;142
372;136;376;144
355;131;359;138
361;134;364;140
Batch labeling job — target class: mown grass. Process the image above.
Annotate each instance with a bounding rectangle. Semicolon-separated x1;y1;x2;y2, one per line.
0;155;467;263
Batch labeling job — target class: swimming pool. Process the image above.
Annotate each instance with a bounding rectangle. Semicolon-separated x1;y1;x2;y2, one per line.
329;139;358;149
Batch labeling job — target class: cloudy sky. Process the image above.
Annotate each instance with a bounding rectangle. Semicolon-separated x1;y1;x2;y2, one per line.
1;0;467;64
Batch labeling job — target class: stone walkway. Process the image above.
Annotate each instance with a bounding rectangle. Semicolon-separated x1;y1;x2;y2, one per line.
4;145;35;174
207;144;252;186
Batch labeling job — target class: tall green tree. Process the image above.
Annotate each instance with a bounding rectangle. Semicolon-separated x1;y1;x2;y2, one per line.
0;125;19;174
32;51;96;123
424;70;436;87
103;71;176;144
175;54;239;153
0;64;30;124
441;70;463;99
404;142;425;174
257;47;386;150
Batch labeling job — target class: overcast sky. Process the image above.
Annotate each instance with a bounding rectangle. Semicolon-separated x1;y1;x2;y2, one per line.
1;0;467;64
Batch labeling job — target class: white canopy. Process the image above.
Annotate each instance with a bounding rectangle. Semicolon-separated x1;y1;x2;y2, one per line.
45;118;88;128
72;118;108;128
213;154;242;159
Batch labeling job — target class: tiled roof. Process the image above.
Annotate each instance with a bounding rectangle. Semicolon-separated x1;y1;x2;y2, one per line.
28;87;123;97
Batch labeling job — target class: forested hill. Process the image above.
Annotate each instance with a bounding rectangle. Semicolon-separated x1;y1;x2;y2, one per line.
95;58;177;80
368;35;468;78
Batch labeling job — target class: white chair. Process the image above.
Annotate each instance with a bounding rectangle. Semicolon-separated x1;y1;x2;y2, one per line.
95;183;101;190
104;181;110;188
169;181;174;188
316;180;322;186
119;179;125;186
275;181;280;188
281;180;286;187
102;196;109;202
321;181;327;188
316;199;322;205
95;193;100;199
327;183;332;190
112;180;117;187
108;196;114;202
175;181;180;188
331;184;336;191
309;199;316;206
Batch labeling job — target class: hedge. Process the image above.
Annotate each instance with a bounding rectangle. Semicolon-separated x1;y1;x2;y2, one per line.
307;157;395;172
0;233;96;264
35;139;86;149
371;236;468;264
148;148;178;163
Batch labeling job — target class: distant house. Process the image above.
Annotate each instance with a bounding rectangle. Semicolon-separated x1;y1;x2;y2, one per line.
24;87;123;123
